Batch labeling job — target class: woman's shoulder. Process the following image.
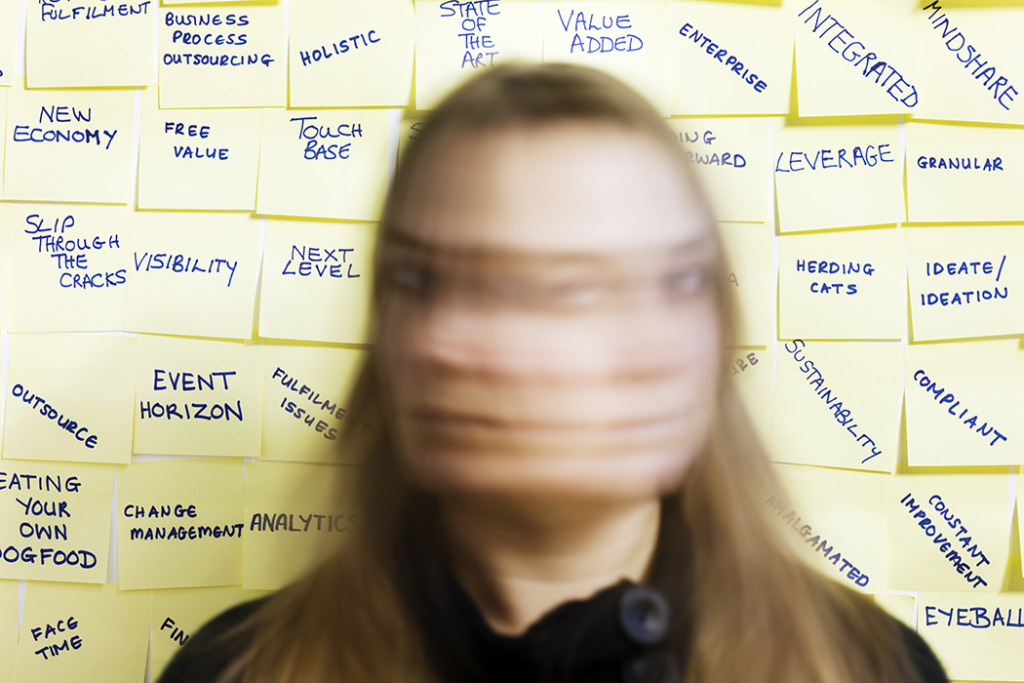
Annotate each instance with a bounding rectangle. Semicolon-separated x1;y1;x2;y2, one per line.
155;595;272;683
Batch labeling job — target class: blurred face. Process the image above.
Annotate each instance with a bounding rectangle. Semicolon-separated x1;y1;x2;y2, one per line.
379;123;722;503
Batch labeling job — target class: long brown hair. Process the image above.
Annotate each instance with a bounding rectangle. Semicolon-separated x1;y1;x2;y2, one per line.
217;63;923;683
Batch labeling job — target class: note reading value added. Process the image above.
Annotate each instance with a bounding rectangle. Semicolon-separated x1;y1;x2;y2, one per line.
668;0;793;115
9;204;132;333
544;1;672;115
906;225;1024;341
4;333;136;465
158;4;286;108
133;335;263;459
0;462;113;584
289;0;415;107
415;0;544;110
770;340;903;473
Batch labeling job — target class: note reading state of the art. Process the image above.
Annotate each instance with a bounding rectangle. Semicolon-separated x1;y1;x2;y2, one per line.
906;122;1024;224
770;340;903;473
769;464;888;593
133;335;263;458
8;204;131;333
3;86;134;204
136;91;262;211
0;461;113;584
262;344;369;464
26;0;154;87
793;0;923;117
905;225;1024;341
289;0;414;107
544;1;672;115
904;339;1024;468
888;472;1011;593
778;227;905;341
0;0;17;87
414;0;543;110
126;211;260;340
718;222;772;346
773;119;903;232
117;458;244;590
4;334;135;465
259;219;376;345
667;117;770;223
668;0;793;115
158;4;287;108
256;108;390;221
16;582;149;683
243;461;358;590
0;580;15;683
918;591;1024;682
151;587;269;679
726;347;772;447
915;4;1024;127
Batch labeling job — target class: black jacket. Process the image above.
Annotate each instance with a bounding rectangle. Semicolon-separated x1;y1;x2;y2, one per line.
158;508;950;683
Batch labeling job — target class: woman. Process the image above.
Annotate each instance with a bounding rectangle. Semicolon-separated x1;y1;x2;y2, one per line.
159;63;948;683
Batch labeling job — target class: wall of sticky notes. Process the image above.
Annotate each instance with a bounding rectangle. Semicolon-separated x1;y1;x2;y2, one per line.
0;1;1023;681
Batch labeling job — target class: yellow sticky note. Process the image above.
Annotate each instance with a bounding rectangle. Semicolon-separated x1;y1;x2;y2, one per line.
718;222;772;346
668;117;771;223
668;0;793;115
0;88;7;191
133;335;263;458
906;225;1024;342
793;0;923;116
3;86;134;203
150;587;269;679
769;463;887;593
158;4;287;108
258;219;376;344
8;204;131;333
414;0;544;110
771;340;903;473
544;1;672;115
915;5;1024;127
256;108;390;221
778;227;906;341
397;115;424;160
125;211;260;340
262;344;368;463
0;461;113;583
726;347;772;447
4;334;135;465
907;122;1024;224
905;340;1024;468
137;92;262;211
918;592;1024;682
773;119;904;232
874;593;916;630
290;0;414;107
0;0;16;87
0;205;10;328
889;472;1011;593
16;583;149;683
116;459;244;590
26;0;154;87
0;581;15;683
243;461;358;590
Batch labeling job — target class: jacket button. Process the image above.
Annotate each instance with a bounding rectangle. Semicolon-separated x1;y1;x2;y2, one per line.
621;649;681;683
619;585;670;646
